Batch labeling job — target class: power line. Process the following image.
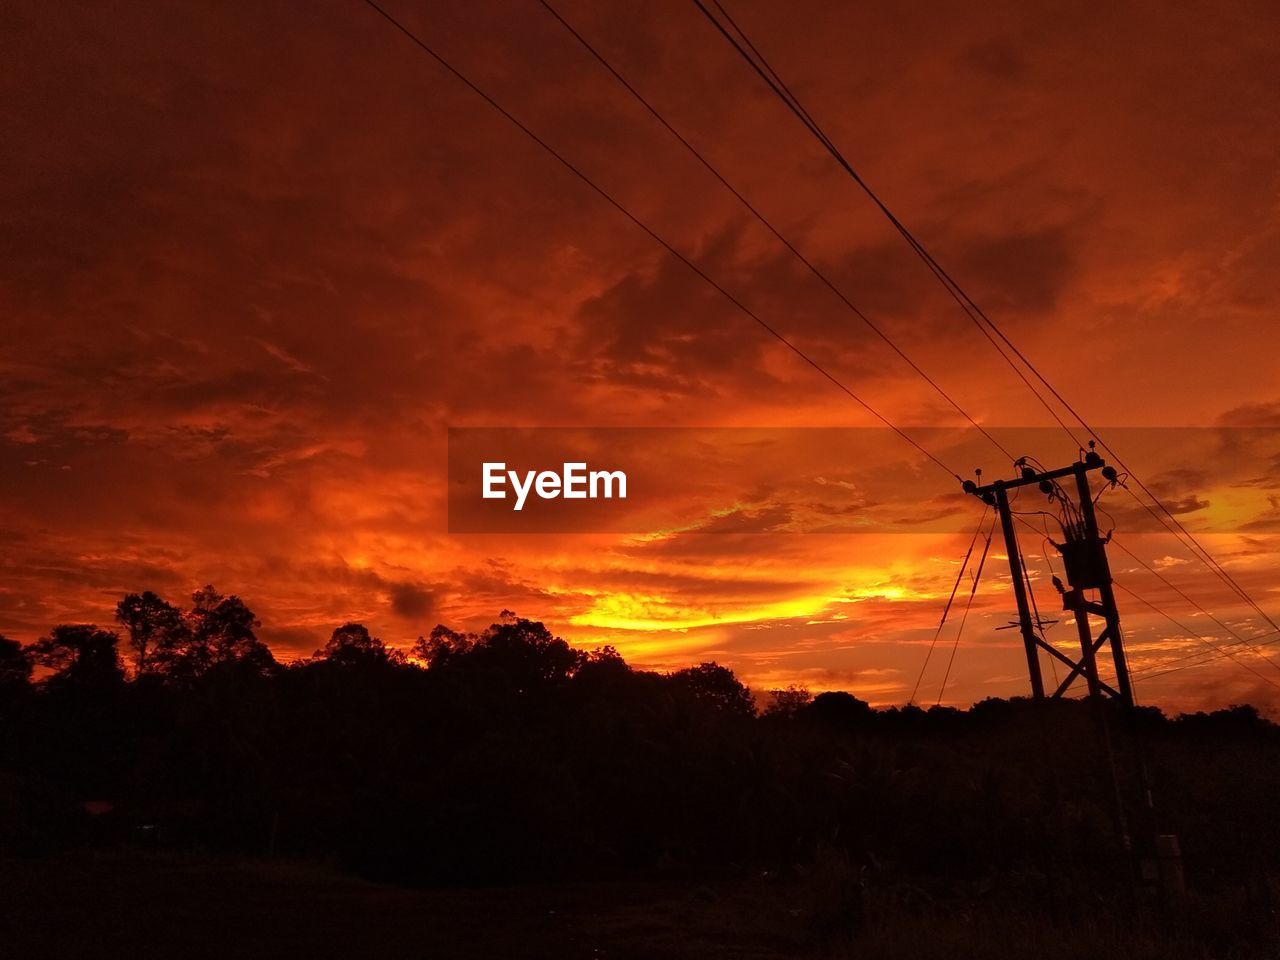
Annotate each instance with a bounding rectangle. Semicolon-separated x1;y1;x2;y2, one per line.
1109;485;1280;636
538;0;1017;466
1110;537;1280;675
688;0;1088;449
1131;630;1280;681
692;0;1280;644
1092;472;1279;638
361;0;962;481
909;506;988;704
1113;581;1280;691
938;514;995;704
1011;494;1275;690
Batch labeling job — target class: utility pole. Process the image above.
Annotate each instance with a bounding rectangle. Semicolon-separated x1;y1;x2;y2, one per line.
963;447;1133;709
993;482;1045;699
963;447;1185;906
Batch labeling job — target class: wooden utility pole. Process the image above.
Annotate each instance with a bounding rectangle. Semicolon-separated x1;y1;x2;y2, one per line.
993;481;1045;699
964;450;1133;709
963;448;1187;906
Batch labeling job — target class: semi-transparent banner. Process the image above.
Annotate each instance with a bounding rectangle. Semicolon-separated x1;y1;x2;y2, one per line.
447;427;1280;535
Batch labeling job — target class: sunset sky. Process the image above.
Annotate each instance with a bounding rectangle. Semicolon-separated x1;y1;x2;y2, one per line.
4;0;1280;712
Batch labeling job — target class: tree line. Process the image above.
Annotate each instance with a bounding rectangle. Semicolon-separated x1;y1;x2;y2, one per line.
1;585;1278;915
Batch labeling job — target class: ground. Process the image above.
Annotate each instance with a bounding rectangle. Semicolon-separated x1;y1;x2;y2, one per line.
0;852;809;960
2;851;1271;959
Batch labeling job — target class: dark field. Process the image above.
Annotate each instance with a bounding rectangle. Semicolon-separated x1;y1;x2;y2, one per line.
5;615;1280;958
0;853;806;960
2;851;1275;960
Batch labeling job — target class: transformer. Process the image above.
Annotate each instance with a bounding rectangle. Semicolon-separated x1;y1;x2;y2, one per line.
1058;533;1113;590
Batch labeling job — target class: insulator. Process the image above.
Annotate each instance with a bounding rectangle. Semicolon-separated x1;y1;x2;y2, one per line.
1085;450;1103;468
1102;466;1118;483
1039;480;1053;495
962;479;978;494
1021;466;1036;480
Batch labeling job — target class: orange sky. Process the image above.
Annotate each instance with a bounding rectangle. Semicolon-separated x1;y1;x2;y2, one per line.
4;0;1280;712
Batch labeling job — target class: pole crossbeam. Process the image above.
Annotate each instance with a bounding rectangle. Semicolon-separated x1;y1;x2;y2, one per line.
970;459;1103;497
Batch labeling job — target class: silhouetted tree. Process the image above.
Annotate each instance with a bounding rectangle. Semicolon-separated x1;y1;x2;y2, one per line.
764;684;812;718
115;590;187;675
0;634;31;694
415;615;583;693
478;615;583;684
1175;703;1272;736
669;662;755;718
574;645;629;681
175;585;275;677
316;622;401;666
411;623;474;667
808;690;873;726
26;624;125;690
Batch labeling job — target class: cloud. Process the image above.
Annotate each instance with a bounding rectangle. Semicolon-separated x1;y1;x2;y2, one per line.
956;226;1077;314
388;581;436;620
2;0;1280;709
1219;401;1280;428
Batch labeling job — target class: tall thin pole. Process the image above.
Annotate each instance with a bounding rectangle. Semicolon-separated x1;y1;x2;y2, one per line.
1074;464;1135;710
995;482;1045;699
1072;604;1103;700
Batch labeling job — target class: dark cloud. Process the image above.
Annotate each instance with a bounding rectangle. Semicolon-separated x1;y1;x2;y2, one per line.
1160;495;1210;516
956;226;1077;315
960;40;1030;83
570;222;772;392
1219;401;1280;428
388;581;437;620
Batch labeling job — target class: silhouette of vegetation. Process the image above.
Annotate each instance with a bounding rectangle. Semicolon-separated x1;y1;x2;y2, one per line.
27;624;126;690
764;684;813;718
0;634;33;692
1;588;1278;956
115;590;185;675
317;622;404;667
